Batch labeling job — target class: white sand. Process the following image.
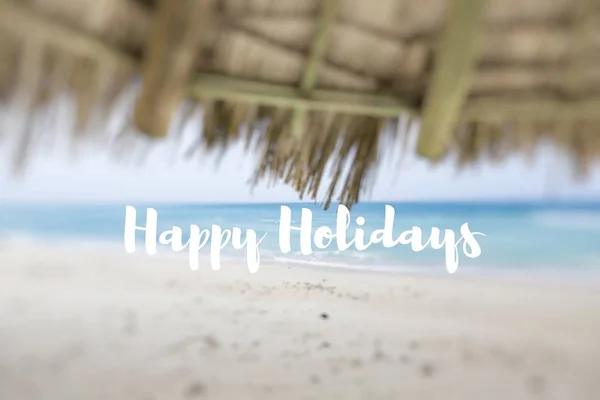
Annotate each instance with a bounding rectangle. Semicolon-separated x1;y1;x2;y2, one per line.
1;243;599;400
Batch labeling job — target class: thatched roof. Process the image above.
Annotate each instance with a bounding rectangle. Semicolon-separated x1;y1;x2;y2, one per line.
0;0;599;207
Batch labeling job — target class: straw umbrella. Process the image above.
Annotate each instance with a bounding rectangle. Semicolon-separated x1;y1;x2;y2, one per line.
0;0;598;207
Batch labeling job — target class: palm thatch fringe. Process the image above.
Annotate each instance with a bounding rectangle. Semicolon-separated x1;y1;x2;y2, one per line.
1;0;600;208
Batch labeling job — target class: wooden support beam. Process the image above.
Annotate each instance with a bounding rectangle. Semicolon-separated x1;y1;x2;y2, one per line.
416;0;486;160
291;0;338;138
190;73;417;118
133;0;211;138
300;0;338;91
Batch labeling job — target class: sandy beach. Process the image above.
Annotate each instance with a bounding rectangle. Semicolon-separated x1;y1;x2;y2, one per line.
1;243;599;400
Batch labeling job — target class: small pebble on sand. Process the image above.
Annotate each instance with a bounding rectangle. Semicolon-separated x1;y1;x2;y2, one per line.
186;382;205;397
420;363;435;378
526;374;545;394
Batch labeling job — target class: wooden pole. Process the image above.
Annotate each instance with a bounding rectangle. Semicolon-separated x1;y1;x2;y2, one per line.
416;0;486;160
133;0;211;138
291;0;338;138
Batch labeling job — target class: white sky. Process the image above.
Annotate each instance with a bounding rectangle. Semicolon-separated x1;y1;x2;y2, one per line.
1;120;599;204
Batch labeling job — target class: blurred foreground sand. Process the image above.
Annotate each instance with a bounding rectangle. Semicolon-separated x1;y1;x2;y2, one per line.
1;244;599;400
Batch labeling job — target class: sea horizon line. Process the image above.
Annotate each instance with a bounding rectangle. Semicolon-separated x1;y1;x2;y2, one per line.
1;198;599;208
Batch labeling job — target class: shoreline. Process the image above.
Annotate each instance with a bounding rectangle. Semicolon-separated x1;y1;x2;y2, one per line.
2;233;599;287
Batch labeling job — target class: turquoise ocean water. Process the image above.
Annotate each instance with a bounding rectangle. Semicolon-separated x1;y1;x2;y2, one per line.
0;202;599;279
